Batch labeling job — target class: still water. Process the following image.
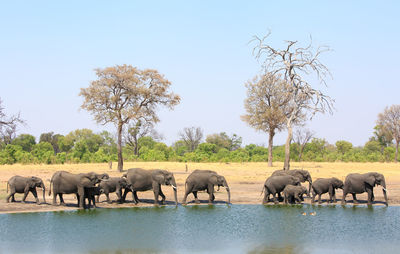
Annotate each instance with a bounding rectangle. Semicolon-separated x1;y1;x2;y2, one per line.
0;205;399;254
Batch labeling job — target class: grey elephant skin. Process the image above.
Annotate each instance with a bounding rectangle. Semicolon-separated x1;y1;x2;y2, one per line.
311;177;343;204
182;169;230;205
341;172;388;206
283;185;308;204
122;168;178;206
96;177;130;203
49;171;109;208
272;169;313;195
6;176;46;204
263;175;300;204
84;186;103;209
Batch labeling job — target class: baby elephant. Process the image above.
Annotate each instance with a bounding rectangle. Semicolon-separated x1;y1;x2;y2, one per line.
96;177;130;204
83;186;103;209
311;177;343;204
283;185;309;204
6;176;46;204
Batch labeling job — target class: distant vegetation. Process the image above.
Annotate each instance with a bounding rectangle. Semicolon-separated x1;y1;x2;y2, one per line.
0;126;398;165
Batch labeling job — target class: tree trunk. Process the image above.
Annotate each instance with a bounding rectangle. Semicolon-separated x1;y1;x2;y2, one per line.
117;122;124;172
268;129;275;167
299;144;305;162
284;121;293;170
395;140;399;163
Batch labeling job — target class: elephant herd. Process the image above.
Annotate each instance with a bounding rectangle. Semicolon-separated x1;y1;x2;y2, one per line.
5;168;388;209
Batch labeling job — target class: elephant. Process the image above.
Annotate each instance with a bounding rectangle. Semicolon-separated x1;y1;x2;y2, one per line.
262;175;300;204
122;168;178;206
6;176;46;204
341;172;388;206
311;177;343;204
182;169;230;205
49;171;109;208
96;177;130;204
272;169;313;196
83;186;103;209
283;185;309;204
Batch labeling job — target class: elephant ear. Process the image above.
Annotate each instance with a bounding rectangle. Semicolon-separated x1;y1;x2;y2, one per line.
154;174;165;185
29;177;36;188
80;176;95;187
210;174;218;185
365;175;376;187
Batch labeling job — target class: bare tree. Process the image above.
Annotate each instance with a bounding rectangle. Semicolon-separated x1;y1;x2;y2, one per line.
179;127;203;152
252;32;334;170
377;105;400;162
241;73;289;166
294;128;314;161
80;65;180;171
125;118;163;156
0;98;24;146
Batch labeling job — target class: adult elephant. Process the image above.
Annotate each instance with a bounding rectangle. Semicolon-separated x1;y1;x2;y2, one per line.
96;176;130;203
49;171;109;208
122;168;177;206
6;176;46;204
272;169;313;195
262;175;300;204
182;169;230;205
341;172;388;206
311;177;343;204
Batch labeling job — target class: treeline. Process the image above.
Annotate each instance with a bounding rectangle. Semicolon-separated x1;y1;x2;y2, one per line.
0;128;397;165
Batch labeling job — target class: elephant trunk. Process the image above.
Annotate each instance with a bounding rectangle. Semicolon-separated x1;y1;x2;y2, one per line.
224;180;230;204
307;176;312;197
172;178;178;206
381;179;388;206
41;183;46;204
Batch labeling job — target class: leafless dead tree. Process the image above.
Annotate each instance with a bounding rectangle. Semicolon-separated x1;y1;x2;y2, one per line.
0;98;24;146
252;31;334;170
294;128;315;161
179;127;203;152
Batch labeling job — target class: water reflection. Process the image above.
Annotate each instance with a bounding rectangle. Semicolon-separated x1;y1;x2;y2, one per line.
0;205;399;254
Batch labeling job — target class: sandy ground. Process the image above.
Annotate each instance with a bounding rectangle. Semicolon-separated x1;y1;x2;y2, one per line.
0;161;399;213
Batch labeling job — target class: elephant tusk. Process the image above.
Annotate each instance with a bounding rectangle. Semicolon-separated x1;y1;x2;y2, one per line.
172;185;177;190
382;187;387;191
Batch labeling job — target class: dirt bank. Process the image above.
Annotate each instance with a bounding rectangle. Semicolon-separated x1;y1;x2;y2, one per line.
1;162;399;214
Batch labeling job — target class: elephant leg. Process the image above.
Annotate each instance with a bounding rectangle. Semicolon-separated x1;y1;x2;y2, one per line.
182;188;191;205
332;189;336;203
262;187;269;204
159;187;166;204
193;191;200;204
207;188;214;204
121;188;129;203
96;193;101;203
352;193;358;204
105;193;111;204
311;190;316;204
295;194;302;204
366;188;373;205
153;187;160;205
318;194;322;204
133;191;140;204
277;192;284;202
59;194;65;206
6;188;16;203
31;189;40;204
341;189;348;205
22;189;29;203
284;193;288;204
371;190;375;202
52;192;57;205
272;192;278;204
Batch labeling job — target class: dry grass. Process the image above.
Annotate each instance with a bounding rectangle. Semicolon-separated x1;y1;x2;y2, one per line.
0;161;399;213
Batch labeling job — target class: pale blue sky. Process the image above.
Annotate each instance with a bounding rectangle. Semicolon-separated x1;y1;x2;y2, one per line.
1;1;399;146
